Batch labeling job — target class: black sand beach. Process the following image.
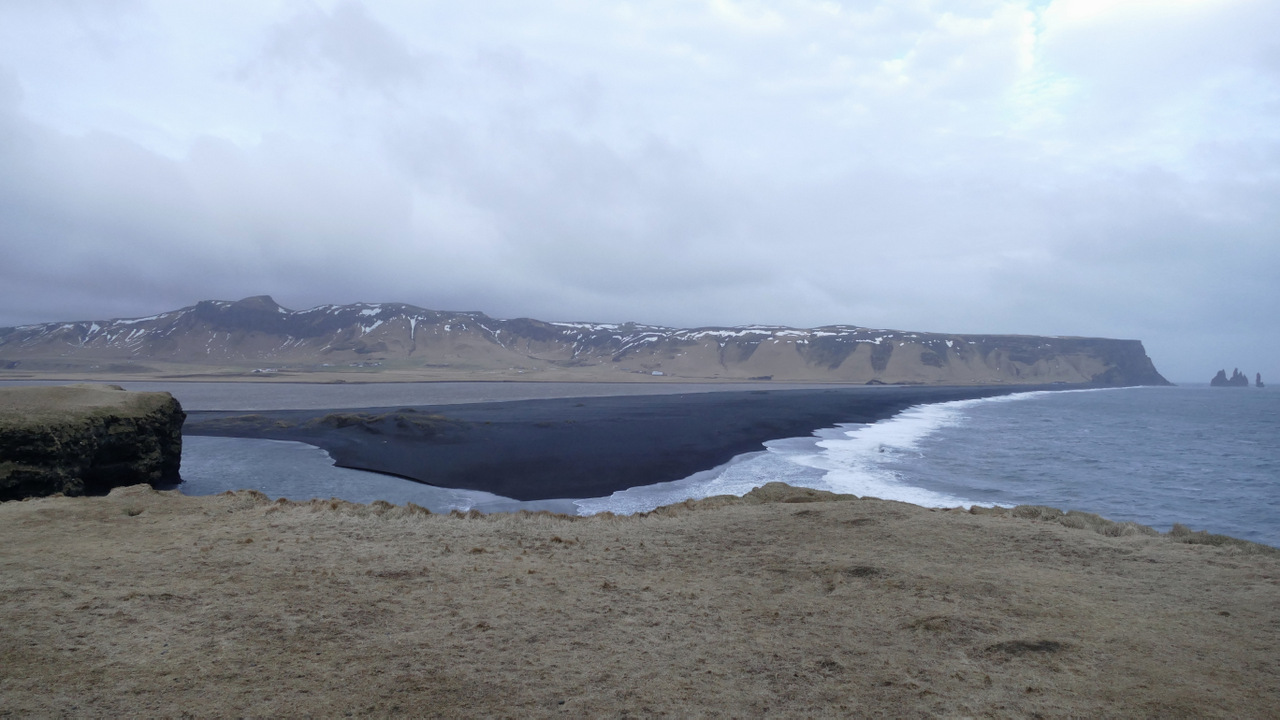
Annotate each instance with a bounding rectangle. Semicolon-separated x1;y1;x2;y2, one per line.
185;385;1049;500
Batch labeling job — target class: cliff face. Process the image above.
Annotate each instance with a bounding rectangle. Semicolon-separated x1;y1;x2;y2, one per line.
0;296;1172;386
0;385;185;501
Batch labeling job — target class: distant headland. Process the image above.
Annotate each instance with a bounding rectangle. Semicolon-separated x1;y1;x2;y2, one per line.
0;295;1171;386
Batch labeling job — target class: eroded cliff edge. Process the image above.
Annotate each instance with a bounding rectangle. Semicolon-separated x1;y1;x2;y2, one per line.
0;384;184;501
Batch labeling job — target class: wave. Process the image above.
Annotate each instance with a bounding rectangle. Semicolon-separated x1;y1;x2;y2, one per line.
801;393;1052;507
575;390;1060;515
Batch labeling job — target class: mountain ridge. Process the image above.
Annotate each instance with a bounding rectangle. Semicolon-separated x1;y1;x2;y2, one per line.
0;296;1171;386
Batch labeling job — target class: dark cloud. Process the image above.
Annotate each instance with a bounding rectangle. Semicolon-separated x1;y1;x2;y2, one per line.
0;1;1277;382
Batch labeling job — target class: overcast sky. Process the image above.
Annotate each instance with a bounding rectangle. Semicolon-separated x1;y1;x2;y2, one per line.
1;0;1276;382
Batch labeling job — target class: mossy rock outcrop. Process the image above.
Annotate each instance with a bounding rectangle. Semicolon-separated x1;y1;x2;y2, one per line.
0;384;184;500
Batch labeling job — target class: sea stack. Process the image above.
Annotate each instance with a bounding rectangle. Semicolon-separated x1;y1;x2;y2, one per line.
1210;368;1250;387
1259;373;1266;388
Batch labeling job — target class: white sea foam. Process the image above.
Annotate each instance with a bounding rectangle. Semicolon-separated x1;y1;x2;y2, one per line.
575;390;1065;516
574;447;827;516
155;386;1278;544
798;391;1123;507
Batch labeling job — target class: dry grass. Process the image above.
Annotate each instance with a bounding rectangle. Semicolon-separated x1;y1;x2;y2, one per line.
2;484;1277;718
983;504;1275;552
1168;522;1279;554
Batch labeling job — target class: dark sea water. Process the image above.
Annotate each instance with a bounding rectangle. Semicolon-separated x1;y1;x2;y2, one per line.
877;386;1278;545
5;380;1274;545
581;385;1278;546
177;436;583;515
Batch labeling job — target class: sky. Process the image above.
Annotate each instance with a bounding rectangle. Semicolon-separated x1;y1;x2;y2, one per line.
0;0;1276;383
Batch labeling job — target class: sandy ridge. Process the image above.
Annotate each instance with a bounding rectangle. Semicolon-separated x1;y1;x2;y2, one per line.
2;483;1276;718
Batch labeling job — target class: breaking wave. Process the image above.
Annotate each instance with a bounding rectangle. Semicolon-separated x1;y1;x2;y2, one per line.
575;391;1055;516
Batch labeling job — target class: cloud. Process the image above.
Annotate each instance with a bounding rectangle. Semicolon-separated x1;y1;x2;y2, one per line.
244;1;427;95
0;0;1277;381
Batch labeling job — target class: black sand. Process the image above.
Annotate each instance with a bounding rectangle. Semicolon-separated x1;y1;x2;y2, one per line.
184;385;1051;500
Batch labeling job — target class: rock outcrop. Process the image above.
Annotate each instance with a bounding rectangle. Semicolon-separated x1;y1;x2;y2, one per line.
0;384;184;501
1210;368;1250;387
0;296;1172;386
1258;373;1265;388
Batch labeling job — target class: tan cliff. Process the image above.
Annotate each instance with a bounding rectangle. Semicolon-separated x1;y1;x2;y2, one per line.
0;295;1170;385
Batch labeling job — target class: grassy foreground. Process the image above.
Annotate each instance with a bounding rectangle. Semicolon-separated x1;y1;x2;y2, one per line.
2;483;1277;717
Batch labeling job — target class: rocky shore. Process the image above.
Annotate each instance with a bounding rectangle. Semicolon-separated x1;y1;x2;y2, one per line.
0;483;1275;717
0;384;184;500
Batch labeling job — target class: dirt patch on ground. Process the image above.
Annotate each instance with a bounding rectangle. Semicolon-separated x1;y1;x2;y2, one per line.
2;484;1277;717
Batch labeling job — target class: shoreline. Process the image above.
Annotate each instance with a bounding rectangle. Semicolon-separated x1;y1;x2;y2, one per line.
184;384;1054;501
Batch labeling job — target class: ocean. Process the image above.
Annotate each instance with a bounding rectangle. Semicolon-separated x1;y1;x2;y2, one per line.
6;380;1275;546
577;385;1279;547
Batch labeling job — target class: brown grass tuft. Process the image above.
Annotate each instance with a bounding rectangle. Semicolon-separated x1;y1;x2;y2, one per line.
1058;510;1158;537
1011;505;1064;521
1169;523;1279;555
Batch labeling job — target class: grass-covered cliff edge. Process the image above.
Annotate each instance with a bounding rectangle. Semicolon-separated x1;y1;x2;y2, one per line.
0;385;184;500
1;483;1273;717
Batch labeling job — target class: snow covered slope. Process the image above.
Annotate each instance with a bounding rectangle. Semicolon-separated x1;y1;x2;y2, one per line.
0;296;1170;385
